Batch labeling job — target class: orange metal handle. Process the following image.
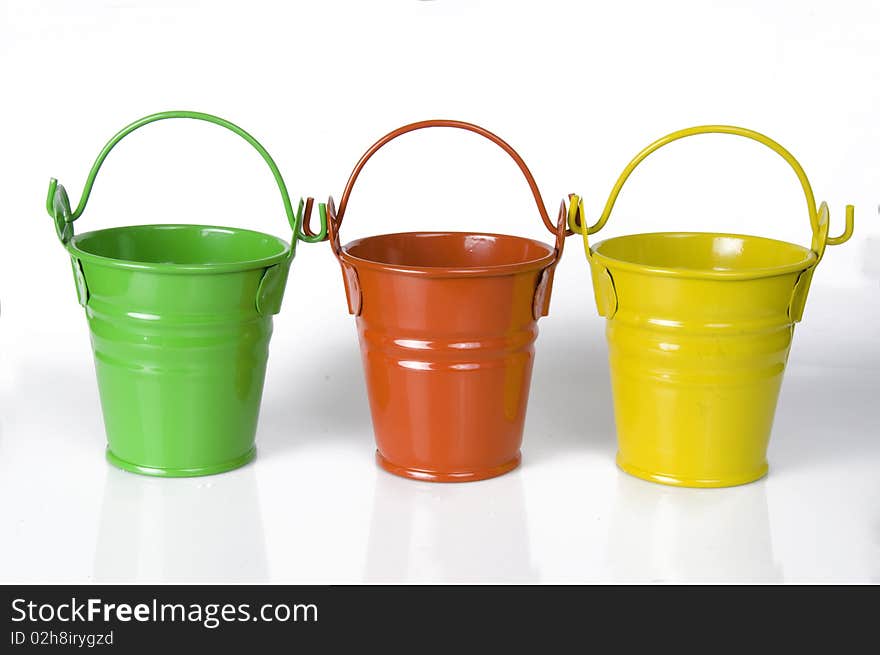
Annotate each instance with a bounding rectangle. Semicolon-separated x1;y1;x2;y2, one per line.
315;119;571;249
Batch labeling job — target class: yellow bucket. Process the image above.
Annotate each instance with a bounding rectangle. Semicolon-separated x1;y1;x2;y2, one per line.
570;126;855;488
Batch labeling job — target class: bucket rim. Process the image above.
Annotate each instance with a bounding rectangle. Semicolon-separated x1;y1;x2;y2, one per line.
591;231;817;280
339;230;556;277
67;223;292;274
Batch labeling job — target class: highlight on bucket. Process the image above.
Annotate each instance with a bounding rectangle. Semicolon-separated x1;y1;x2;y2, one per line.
568;125;855;489
315;119;575;483
46;111;327;478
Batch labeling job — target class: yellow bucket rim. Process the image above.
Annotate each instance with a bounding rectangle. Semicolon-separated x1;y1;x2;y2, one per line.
590;231;817;281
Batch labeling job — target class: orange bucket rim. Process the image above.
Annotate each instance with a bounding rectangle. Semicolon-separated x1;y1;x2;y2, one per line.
339;230;557;278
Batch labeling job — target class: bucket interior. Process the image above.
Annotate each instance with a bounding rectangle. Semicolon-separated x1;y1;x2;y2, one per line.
593;232;814;275
71;225;289;267
343;232;554;270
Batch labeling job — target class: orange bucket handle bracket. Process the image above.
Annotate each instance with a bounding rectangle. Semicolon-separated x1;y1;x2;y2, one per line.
314;119;574;318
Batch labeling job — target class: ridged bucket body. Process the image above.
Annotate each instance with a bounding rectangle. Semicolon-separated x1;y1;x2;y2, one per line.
68;225;291;477
341;232;557;482
589;232;816;488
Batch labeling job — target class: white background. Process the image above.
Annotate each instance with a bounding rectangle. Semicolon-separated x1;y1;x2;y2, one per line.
0;0;878;583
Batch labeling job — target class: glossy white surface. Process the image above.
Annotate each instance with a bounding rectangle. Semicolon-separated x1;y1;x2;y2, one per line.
0;0;878;584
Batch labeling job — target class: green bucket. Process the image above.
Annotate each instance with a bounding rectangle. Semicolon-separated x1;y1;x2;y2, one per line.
46;111;326;477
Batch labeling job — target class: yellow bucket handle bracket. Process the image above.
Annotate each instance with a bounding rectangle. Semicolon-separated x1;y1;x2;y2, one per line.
567;193;618;318
569;125;855;265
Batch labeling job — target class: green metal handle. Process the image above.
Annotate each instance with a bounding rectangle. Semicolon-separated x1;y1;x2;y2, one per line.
45;110;327;249
570;125;854;263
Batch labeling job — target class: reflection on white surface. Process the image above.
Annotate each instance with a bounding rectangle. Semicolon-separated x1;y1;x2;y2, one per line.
94;466;269;583
607;474;783;583
365;470;538;583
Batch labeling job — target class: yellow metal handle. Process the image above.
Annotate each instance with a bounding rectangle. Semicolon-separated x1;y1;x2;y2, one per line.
570;125;854;263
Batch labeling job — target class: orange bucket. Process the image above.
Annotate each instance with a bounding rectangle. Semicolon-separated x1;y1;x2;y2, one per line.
316;120;571;482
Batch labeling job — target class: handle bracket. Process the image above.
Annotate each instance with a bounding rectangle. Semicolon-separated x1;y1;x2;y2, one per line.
47;179;73;245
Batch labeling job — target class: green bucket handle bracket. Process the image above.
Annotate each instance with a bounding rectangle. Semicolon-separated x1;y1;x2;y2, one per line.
45;110;327;314
569;125;855;321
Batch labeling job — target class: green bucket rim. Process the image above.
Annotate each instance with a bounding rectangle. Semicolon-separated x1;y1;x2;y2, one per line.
590;231;817;281
67;223;292;275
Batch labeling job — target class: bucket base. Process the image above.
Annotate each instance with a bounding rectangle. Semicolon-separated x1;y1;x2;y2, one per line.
616;453;769;489
105;446;257;478
375;450;521;483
